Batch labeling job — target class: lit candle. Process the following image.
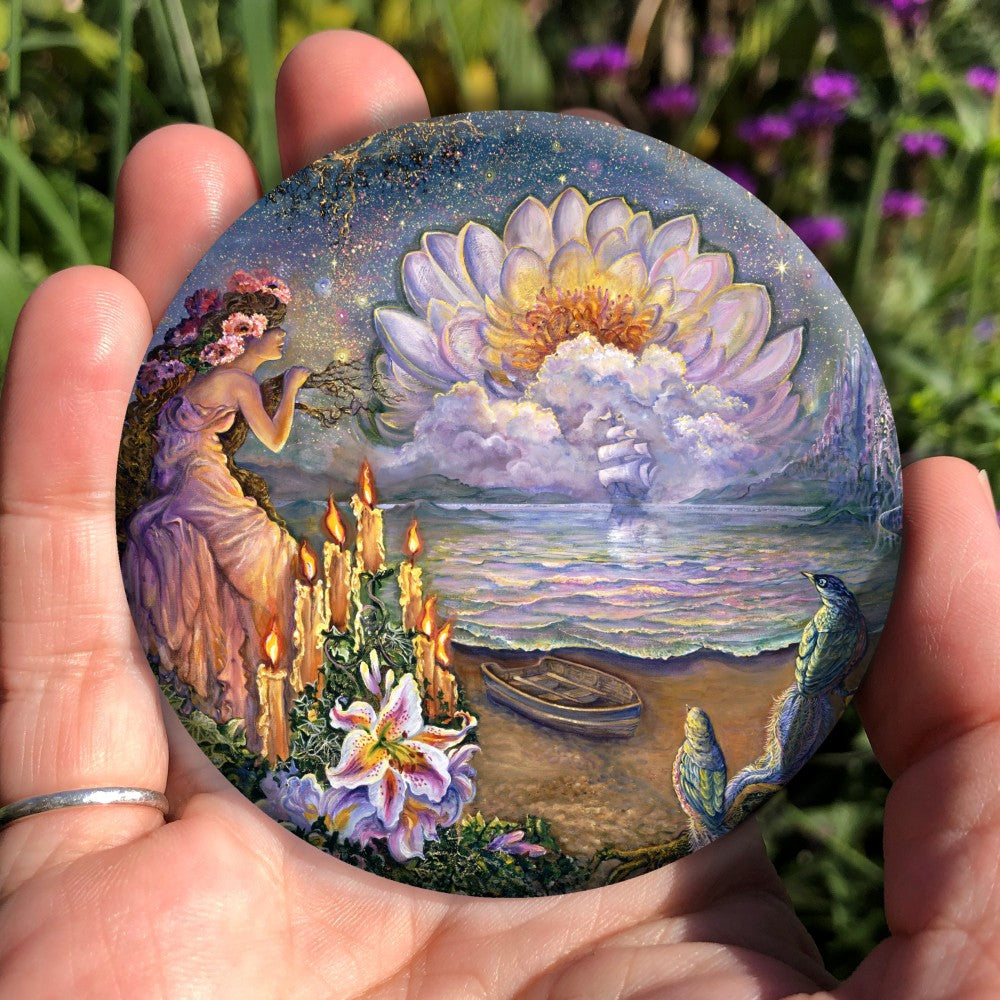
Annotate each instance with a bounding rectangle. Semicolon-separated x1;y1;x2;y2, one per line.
435;619;457;718
256;620;290;769
350;461;385;575
398;518;424;631
322;495;352;633
292;539;325;691
413;596;438;713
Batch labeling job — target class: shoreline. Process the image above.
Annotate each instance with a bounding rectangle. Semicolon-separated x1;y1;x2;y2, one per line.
452;639;799;677
446;640;801;858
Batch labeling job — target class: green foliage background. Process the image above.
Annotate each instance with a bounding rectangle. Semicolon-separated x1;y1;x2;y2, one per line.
3;0;998;981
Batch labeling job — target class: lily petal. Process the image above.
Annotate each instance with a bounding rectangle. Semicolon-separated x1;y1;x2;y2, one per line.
376;673;425;742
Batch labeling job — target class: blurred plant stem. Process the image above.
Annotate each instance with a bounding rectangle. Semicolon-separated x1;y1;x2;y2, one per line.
112;0;138;192
5;0;22;257
162;0;214;128
968;85;1000;330
851;130;895;305
237;0;280;188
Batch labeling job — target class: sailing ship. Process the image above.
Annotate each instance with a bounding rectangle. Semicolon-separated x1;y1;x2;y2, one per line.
597;412;657;504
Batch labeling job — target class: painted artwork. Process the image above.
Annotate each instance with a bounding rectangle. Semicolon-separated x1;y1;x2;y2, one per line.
116;112;902;896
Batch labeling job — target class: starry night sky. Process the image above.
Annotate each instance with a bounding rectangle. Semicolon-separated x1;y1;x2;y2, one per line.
149;111;880;485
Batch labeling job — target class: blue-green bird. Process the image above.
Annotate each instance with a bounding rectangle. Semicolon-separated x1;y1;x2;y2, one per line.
795;572;868;698
672;707;729;845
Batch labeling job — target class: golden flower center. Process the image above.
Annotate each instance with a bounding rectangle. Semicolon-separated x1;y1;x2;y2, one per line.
506;285;660;372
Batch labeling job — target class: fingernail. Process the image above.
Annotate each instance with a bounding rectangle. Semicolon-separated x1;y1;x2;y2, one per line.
979;468;997;513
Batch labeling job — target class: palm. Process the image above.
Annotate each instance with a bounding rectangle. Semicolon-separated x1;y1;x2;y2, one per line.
3;32;1000;999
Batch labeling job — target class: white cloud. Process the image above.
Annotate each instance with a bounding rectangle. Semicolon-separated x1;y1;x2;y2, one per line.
398;335;782;501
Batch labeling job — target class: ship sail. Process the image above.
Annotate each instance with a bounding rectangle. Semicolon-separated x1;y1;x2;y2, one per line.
597;412;657;503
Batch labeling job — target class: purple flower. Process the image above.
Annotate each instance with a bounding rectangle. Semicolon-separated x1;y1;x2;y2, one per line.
486;829;547;857
646;83;698;119
877;0;930;28
899;131;948;158
712;162;758;195
789;99;845;131
700;34;734;57
789;215;848;250
807;70;859;108
184;287;224;318
164;315;201;347
966;66;998;97
738;113;794;147
882;189;926;219
973;316;997;342
567;43;631;78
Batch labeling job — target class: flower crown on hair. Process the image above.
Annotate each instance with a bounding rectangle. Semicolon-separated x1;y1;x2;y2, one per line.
136;269;290;395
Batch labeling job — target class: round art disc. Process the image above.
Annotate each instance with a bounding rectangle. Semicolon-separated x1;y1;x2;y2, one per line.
117;111;902;896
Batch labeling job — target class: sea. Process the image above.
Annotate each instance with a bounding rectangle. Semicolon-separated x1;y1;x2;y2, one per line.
280;500;899;662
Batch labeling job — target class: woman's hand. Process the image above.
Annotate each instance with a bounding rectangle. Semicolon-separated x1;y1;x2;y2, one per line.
2;29;1000;999
284;365;311;392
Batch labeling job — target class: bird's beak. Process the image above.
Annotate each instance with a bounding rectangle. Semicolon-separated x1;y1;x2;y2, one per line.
801;571;815;582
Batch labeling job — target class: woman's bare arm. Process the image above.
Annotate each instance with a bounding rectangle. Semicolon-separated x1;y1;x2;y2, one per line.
229;368;309;451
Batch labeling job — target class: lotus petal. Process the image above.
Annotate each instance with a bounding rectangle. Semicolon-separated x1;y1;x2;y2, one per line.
460;222;505;300
503;196;554;258
586;197;633;245
679;253;735;300
500;246;548;309
375;308;457;387
550;239;596;289
707;284;771;362
550;188;589;246
727;327;802;394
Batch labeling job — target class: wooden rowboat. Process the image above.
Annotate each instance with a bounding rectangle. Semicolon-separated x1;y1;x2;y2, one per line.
480;656;642;739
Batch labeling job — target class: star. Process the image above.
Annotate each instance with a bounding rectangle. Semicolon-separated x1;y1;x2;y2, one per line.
557;173;567;184
776;258;789;277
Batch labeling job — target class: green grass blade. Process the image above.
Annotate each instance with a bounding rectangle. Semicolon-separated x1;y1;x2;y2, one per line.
5;0;23;258
0;135;91;266
163;0;214;128
851;131;896;305
112;0;138;192
236;0;280;187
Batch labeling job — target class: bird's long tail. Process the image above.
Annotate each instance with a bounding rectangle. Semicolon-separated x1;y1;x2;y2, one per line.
724;686;835;812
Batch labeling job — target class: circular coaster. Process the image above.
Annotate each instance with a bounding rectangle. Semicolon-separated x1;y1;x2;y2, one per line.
117;111;901;895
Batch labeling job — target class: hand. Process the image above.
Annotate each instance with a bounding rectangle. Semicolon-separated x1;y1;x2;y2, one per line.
3;30;1000;998
284;365;311;392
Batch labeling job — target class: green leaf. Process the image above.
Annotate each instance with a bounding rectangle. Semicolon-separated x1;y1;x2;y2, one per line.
0;136;90;265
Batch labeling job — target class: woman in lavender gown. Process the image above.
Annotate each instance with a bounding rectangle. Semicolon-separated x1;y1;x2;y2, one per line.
122;270;309;752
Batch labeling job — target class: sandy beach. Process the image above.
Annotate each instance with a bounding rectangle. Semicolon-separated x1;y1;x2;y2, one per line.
449;642;798;858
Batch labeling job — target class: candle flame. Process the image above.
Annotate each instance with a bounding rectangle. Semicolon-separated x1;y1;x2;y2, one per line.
435;620;453;664
298;539;318;581
359;460;377;507
324;495;346;547
264;620;281;665
405;519;422;559
419;595;438;637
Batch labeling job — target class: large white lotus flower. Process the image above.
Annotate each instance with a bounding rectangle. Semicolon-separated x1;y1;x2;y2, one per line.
373;187;802;440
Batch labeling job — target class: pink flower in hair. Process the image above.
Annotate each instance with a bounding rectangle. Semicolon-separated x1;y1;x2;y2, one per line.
227;268;292;304
228;269;262;294
252;269;292;304
200;338;241;367
222;312;267;341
